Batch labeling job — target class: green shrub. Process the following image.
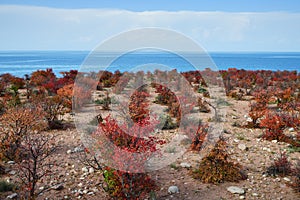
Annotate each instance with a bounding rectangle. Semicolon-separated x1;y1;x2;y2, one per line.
0;180;15;192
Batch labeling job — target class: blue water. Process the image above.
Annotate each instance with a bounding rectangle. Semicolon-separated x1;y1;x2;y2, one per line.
0;51;299;77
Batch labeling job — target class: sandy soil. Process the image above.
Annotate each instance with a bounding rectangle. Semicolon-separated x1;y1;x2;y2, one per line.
1;88;299;200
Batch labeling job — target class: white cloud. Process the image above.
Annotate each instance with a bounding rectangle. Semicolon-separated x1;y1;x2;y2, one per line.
0;5;300;51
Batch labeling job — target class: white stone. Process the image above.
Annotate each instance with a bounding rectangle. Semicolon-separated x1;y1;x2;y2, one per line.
67;150;72;154
227;186;245;194
89;167;95;174
272;140;278;143
7;161;15;165
78;183;83;187
83;190;88;194
234;139;240;143
168;186;179;194
6;193;18;199
283;177;291;182
180;162;191;168
252;193;259;196
239;196;245;199
289;127;295;132
238;144;247;151
81;167;88;173
246;117;252;122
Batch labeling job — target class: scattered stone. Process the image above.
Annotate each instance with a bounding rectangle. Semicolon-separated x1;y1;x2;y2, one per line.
289;127;295;132
89;167;95;173
180;162;191;168
283;177;291;182
83;189;89;194
239;196;245;200
232;115;238;119
271;140;278;143
7;161;15;165
8;170;16;175
51;184;64;191
73;147;84;153
78;183;83;187
238;144;247;151
82;167;88;173
246;117;252;122
6;193;18;199
234;139;240;143
227;186;245;194
168;186;179;194
67;150;72;154
252;193;259;197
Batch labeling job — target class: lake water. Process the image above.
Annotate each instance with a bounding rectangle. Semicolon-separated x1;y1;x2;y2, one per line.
0;51;299;77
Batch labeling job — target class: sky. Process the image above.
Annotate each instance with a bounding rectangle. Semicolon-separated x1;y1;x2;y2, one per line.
0;0;300;51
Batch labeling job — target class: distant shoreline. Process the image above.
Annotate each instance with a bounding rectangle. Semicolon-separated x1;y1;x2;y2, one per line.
0;51;299;77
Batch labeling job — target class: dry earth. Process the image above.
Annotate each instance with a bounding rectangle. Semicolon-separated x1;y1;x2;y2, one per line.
1;88;300;200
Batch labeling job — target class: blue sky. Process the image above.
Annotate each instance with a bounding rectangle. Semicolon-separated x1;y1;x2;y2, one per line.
1;0;300;12
1;1;300;51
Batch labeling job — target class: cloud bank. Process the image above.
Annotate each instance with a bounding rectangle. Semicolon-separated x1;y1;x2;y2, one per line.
0;5;300;51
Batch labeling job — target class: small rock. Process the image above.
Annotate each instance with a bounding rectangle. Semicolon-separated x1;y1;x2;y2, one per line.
252;193;259;197
168;186;179;194
82;167;88;173
234;139;240;143
283;177;291;182
271;140;278;143
83;190;88;194
89;167;95;173
74;147;84;153
51;184;64;191
246;117;252;122
7;161;15;165
78;183;83;187
6;193;18;199
88;192;94;195
239;196;245;200
180;162;191;168
8;170;16;175
289;127;295;132
227;186;245;194
67;150;72;154
238;144;247;151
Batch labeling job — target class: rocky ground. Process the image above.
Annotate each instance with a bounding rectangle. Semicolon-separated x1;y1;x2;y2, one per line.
1;90;300;200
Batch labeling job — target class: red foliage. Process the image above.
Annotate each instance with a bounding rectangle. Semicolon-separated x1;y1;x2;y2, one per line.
92;116;165;199
30;69;57;94
129;87;150;123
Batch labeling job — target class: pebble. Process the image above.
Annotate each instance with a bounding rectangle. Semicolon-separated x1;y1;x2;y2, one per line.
67;150;72;154
6;193;18;199
283;177;291;182
82;167;88;173
252;193;259;197
51;184;64;191
289;127;295;132
7;161;15;165
168;186;179;194
8;170;16;175
239;196;245;199
238;144;247;151
234;139;240;143
271;140;278;143
227;186;245;194
89;167;95;173
180;162;191;168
